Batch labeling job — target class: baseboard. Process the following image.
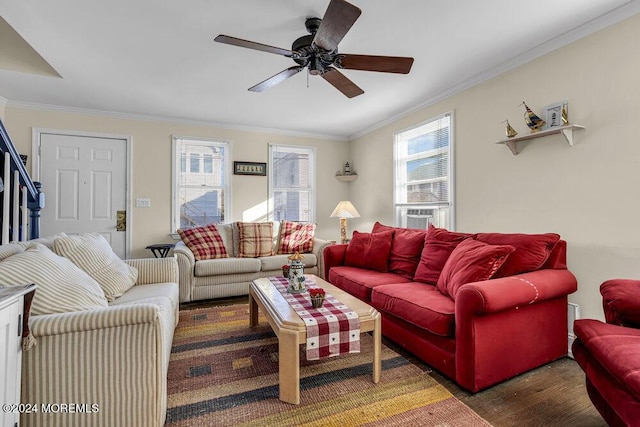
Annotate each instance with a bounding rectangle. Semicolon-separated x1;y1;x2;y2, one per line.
567;302;580;359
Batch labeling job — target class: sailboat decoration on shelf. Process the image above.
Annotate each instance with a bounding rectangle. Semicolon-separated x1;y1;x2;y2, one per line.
520;101;545;133
502;119;518;138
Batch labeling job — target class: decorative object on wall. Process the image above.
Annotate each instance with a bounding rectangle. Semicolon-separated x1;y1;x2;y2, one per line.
502;119;518;138
344;161;352;175
543;100;569;129
520;101;546;133
495;124;585;155
330;200;360;244
335;161;358;181
233;161;266;176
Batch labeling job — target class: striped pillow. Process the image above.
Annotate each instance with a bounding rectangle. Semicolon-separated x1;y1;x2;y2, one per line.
0;244;108;315
0;243;24;261
15;232;68;249
277;221;316;254
178;223;229;261
53;233;138;302
237;222;275;258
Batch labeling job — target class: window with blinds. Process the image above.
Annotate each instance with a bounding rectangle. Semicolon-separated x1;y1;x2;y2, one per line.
269;144;316;222
172;137;230;232
394;112;454;229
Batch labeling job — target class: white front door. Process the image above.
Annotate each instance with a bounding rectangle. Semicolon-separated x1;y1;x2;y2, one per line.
36;131;129;258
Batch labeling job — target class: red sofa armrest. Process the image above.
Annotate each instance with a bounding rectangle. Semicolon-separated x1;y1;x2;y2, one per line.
323;244;348;280
454;268;577;392
456;269;578;315
601;279;640;327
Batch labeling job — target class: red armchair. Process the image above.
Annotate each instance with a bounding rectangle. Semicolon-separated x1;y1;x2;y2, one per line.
573;279;640;427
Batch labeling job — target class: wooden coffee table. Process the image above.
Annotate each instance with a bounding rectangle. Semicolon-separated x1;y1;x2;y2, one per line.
249;274;381;404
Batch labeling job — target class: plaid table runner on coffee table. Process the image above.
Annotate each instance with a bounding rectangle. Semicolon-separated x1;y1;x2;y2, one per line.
269;276;360;360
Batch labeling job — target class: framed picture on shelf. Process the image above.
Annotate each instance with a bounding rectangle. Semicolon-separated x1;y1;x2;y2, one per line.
543;101;568;129
233;161;267;176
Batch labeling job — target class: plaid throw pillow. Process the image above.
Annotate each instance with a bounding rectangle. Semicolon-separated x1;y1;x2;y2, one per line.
178;223;229;261
237;222;274;258
277;220;316;254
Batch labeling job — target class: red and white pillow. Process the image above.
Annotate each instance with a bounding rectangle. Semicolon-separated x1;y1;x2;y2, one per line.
277;220;316;254
178;223;229;261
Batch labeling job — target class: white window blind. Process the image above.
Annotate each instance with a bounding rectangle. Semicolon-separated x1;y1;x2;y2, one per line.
172;137;230;232
394;112;454;229
268;144;315;222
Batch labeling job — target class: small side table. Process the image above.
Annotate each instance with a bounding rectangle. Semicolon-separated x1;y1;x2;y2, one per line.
145;243;175;258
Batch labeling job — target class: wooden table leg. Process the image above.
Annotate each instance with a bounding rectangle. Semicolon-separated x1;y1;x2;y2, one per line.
278;328;300;404
249;290;258;328
372;313;381;383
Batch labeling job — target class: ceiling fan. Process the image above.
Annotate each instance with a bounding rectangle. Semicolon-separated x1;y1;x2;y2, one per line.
214;0;414;98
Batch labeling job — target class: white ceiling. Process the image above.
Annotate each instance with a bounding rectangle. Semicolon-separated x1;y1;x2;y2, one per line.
0;0;638;140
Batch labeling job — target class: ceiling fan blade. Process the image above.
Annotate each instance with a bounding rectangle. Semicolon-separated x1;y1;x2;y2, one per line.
337;54;414;74
321;67;364;98
248;66;304;92
313;0;362;52
214;35;293;57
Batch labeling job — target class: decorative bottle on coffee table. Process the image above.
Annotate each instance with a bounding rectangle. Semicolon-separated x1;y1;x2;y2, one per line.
287;252;306;293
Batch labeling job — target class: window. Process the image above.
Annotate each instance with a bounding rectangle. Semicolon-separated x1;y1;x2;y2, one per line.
394;112;454;229
172;137;230;232
268;144;315;222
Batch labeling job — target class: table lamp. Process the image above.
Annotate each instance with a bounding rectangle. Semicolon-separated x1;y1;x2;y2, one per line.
330;201;360;244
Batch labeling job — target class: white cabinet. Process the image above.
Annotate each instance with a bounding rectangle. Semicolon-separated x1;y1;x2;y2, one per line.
0;285;35;427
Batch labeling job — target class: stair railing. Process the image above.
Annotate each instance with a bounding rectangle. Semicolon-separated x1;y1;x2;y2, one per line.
0;118;45;243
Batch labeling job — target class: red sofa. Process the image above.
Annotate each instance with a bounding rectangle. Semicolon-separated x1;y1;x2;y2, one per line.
573;279;640;427
323;223;577;392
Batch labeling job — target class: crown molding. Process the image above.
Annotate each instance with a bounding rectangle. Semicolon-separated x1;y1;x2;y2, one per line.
5;100;350;142
349;1;640;141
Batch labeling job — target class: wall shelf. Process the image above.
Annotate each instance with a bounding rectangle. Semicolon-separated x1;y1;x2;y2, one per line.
495;124;585;155
335;174;358;182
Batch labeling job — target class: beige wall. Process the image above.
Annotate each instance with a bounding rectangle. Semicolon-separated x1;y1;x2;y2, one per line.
349;14;640;321
3;108;350;258
3;14;639;320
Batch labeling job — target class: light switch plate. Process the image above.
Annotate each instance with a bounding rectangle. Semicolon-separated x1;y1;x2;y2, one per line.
135;198;151;208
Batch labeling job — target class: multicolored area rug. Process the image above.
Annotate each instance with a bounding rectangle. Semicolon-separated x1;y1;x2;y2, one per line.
165;304;490;427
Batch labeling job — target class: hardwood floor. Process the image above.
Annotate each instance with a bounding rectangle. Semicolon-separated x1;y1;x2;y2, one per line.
182;297;606;426
426;357;605;426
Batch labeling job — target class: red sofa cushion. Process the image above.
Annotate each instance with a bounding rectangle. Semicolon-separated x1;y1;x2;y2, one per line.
413;226;472;285
574;319;640;401
372;222;427;280
344;230;393;272
437;239;514;299
372;282;455;337
328;266;410;302
601;279;640;327
474;233;560;277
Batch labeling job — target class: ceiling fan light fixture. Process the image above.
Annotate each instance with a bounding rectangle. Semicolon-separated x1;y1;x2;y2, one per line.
309;56;322;75
214;0;414;98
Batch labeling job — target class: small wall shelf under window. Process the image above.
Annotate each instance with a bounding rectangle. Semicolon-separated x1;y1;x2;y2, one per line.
495;124;585;155
335;174;358;182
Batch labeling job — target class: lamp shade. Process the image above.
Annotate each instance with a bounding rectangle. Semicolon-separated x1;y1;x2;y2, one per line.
330;201;360;218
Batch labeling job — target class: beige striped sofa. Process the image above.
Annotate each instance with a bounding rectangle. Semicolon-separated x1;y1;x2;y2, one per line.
175;221;331;302
2;239;180;427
